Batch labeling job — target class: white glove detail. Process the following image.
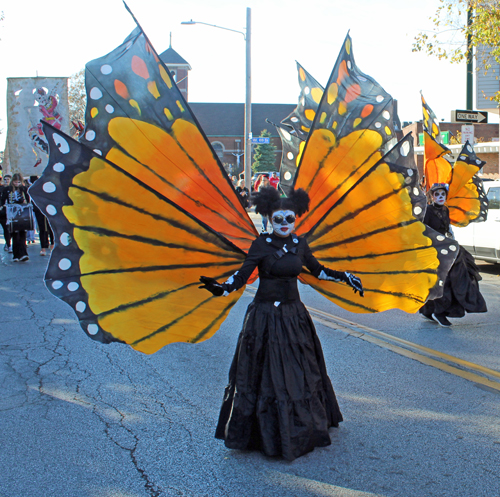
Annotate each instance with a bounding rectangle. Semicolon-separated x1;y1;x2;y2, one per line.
318;269;342;282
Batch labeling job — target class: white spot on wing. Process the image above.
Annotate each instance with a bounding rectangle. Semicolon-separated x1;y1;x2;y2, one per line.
60;233;70;246
76;301;86;313
88;324;99;335
90;87;103;100
59;258;72;270
101;64;112;75
43;182;56;193
53;133;70;154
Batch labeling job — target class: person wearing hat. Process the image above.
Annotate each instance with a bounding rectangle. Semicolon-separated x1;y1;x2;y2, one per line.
419;183;487;326
199;187;363;461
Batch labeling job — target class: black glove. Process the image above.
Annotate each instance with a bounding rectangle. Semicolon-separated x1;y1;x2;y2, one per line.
345;272;364;297
199;276;224;297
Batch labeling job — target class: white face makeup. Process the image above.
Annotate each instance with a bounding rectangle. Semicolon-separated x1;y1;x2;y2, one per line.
432;189;447;206
271;210;296;237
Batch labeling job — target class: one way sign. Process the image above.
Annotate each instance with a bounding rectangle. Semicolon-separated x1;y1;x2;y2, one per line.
451;109;488;123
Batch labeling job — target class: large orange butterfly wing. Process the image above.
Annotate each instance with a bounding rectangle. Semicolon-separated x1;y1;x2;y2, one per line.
81;27;256;252
30;124;247;354
294;35;458;313
447;143;488;226
421;95;489;227
421;93;453;190
29;26;258;354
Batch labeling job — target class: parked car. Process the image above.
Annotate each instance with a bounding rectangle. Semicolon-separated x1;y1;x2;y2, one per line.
454;179;500;264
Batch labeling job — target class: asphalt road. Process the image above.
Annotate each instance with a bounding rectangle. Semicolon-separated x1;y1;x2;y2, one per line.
1;231;500;497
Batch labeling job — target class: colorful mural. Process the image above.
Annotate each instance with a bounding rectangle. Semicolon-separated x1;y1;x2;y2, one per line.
4;77;69;176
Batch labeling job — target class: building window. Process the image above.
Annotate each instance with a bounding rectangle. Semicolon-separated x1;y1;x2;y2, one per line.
212;141;224;161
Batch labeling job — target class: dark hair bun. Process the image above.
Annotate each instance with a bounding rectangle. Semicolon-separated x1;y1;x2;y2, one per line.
251;187;310;218
287;188;310;217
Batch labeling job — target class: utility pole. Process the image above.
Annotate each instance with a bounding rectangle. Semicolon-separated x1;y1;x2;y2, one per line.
243;7;252;191
466;5;473;110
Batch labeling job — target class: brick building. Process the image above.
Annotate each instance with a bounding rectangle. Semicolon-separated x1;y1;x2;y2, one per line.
159;45;294;176
189;103;294;176
159;45;499;179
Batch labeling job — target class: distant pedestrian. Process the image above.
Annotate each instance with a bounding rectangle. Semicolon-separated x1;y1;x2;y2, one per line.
235;179;249;209
1;173;30;262
0;175;12;253
24;179;36;244
269;171;279;189
257;175;271;233
253;173;268;193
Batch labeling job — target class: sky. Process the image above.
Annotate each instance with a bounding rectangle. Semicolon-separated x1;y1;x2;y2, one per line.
0;0;497;150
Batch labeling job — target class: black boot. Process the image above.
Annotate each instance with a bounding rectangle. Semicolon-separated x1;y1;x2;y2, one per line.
432;313;452;327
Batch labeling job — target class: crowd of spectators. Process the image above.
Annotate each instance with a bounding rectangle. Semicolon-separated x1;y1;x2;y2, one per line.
229;171;283;233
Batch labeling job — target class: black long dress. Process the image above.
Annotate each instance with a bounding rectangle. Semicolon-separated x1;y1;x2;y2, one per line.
215;232;343;461
420;203;487;318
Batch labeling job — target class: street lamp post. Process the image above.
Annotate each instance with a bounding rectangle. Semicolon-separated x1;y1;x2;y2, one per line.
181;8;252;191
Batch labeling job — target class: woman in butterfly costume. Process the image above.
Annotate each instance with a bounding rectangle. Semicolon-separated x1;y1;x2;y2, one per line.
419;183;487;327
419;94;488;327
29;18;460;462
199;186;363;461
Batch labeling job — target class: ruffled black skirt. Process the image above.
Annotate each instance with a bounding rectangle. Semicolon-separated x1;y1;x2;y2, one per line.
421;245;487;318
215;299;342;461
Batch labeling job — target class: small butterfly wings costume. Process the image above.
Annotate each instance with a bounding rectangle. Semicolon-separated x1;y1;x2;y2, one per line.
30;18;458;354
421;93;488;227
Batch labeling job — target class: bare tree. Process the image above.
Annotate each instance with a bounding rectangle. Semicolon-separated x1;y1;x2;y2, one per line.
68;69;86;127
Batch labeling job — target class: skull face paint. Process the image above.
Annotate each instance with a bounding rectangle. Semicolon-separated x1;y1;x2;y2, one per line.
432;188;447;206
271;210;296;237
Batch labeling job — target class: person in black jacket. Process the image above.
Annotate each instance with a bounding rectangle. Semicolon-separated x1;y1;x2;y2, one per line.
1;173;30;262
235;178;249;209
0;174;12;253
199;187;363;461
419;183;487;326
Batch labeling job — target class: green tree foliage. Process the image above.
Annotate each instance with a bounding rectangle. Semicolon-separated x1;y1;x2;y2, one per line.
68;69;86;125
413;0;500;100
251;129;277;173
